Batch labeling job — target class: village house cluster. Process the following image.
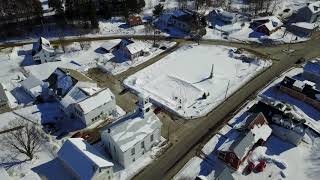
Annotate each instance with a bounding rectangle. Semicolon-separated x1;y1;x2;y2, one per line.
0;37;164;180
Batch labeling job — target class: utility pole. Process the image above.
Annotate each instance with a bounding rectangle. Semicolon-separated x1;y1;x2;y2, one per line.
224;80;230;99
209;64;214;79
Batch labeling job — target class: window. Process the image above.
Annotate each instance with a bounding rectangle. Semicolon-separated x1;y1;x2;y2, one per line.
133;158;135;162
131;148;135;155
150;134;154;142
146;107;150;112
141;141;145;149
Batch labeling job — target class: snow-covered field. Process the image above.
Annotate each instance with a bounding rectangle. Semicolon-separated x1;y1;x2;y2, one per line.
124;44;271;119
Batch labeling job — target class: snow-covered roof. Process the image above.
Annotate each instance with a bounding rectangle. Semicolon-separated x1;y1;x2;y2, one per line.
307;1;320;14
219;124;272;160
39;37;55;53
58;138;113;180
293;80;305;90
40;37;50;47
101;39;121;51
20;75;43;90
78;88;114;114
104;111;162;152
291;22;317;30
24;61;81;81
253;16;283;31
126;41;146;54
304;60;320;75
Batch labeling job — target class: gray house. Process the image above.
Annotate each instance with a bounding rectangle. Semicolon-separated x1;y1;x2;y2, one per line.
294;1;320;23
47;68;117;126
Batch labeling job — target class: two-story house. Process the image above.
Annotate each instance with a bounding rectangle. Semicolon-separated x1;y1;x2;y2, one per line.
100;94;162;168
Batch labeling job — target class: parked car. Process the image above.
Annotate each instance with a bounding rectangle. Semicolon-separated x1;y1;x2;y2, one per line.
255;160;266;172
246;161;255;174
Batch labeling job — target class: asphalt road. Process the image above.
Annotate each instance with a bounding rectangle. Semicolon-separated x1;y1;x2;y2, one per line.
133;36;320;180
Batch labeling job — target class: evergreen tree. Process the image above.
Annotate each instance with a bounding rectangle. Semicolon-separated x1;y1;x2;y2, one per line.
153;3;164;17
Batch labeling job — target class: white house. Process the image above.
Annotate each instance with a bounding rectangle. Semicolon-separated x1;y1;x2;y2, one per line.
294;1;320;23
32;37;58;64
100;94;162;168
20;75;46;99
46;68;117;126
117;41;147;60
100;39;122;53
303;59;320;84
58;138;114;180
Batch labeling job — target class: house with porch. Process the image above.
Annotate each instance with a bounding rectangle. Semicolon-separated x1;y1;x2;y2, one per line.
46;68;117;126
100;93;162;168
58;138;114;180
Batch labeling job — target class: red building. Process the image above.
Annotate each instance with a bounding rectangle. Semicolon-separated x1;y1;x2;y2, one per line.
217;113;272;170
128;15;143;27
279;76;320;110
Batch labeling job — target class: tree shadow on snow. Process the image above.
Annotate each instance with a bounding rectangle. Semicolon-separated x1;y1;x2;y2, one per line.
32;159;72;180
18;44;37;67
249;31;264;39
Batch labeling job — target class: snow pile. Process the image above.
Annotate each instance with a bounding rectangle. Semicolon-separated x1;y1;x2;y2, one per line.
124;44;270;118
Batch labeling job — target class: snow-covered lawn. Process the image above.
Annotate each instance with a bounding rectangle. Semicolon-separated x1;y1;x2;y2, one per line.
124;44;271;119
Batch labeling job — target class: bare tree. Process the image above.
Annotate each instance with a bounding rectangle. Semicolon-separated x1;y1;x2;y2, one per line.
0;119;44;160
